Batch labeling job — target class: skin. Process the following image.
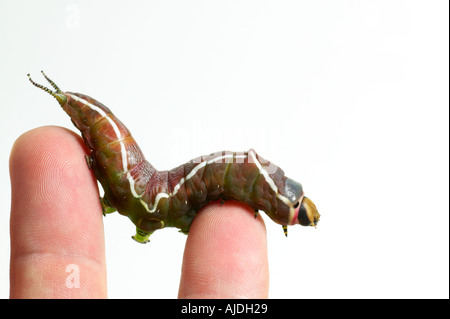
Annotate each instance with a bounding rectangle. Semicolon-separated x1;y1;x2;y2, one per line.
9;126;269;298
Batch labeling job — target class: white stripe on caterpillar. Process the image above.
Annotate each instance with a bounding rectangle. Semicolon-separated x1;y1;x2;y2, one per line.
248;149;292;207
145;153;248;213
145;150;293;214
69;94;141;199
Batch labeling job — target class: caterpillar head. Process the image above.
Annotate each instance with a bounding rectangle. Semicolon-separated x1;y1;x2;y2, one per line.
283;177;320;227
296;197;320;227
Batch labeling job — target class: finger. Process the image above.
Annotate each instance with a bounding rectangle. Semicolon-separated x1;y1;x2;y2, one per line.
178;200;269;298
9;126;107;298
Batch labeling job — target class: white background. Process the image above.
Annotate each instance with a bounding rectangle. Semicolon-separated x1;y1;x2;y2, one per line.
0;0;448;299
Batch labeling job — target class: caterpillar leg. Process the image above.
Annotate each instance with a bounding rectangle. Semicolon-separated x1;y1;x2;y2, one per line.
85;155;94;170
132;228;153;244
178;229;189;235
282;225;288;237
100;196;116;216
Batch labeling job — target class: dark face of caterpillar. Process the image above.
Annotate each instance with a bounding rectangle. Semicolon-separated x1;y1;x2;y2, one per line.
297;197;320;227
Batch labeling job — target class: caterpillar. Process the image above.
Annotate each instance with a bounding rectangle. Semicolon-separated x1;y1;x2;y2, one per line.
28;71;320;243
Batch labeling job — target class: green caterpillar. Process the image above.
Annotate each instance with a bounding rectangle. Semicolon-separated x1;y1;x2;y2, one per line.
28;72;320;243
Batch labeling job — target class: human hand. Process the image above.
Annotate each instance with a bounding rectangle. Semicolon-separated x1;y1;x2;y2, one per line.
9;126;269;298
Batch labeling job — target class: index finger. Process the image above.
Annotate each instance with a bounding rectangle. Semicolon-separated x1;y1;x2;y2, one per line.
9;126;107;298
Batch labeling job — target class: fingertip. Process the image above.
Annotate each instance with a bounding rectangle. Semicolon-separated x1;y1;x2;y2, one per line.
9;126;107;298
178;200;269;299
